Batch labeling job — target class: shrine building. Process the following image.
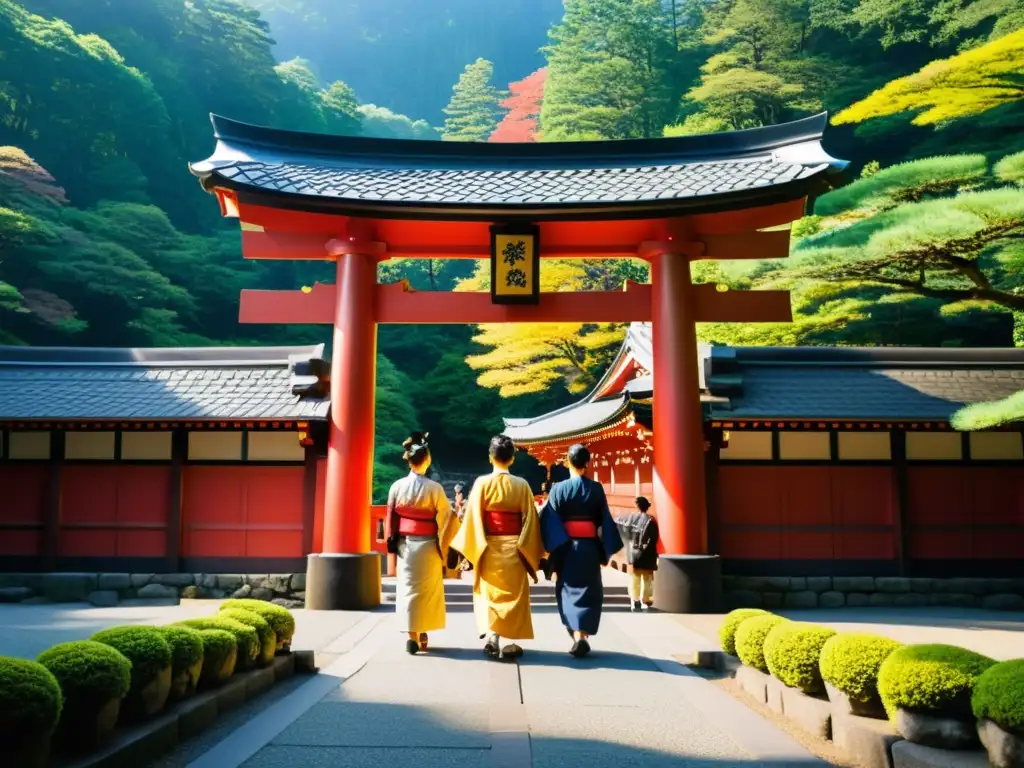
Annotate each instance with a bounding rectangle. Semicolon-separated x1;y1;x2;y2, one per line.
505;323;1024;581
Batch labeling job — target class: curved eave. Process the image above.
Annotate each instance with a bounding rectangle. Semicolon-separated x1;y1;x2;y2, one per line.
506;397;635;448
202;112;833;167
189;112;848;222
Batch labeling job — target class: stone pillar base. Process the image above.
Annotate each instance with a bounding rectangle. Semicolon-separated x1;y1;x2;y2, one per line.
654;554;722;613
305;553;381;610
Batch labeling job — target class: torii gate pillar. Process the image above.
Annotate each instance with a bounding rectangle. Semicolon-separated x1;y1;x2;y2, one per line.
305;251;382;610
650;248;722;613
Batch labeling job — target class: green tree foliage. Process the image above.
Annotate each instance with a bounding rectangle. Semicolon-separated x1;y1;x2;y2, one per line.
952;390;1024;429
541;0;688;140
442;58;503;142
833;29;1024;127
245;0;563;125
357;105;439;140
707;153;1024;351
373;354;420;501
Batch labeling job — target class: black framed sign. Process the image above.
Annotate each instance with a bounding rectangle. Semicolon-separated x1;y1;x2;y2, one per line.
490;223;540;305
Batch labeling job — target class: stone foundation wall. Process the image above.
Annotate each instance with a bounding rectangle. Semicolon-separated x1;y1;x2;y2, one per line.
0;572;305;608
724;575;1024;611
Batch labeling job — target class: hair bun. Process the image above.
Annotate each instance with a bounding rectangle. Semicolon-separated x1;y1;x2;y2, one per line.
404;431;428;447
402;431;430;463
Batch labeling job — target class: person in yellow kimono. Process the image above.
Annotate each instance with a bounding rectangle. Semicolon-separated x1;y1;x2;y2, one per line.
451;434;544;660
385;432;458;655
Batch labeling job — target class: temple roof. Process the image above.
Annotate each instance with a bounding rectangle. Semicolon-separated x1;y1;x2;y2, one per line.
503;324;1024;445
0;344;330;422
190;113;846;220
713;345;1024;421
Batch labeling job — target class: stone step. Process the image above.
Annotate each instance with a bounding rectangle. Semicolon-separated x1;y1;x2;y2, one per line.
381;580;630;595
381;580;633;605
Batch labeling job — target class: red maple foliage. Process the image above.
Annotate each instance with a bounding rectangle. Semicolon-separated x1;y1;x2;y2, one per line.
489;68;547;143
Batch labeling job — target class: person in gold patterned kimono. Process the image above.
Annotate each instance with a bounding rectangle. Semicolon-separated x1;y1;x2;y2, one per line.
385;432;458;655
450;434;544;660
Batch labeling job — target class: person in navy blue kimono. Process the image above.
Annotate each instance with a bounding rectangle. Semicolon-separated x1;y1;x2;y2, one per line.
539;443;623;658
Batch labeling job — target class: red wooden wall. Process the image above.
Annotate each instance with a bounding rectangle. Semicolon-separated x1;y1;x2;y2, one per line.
182;466;304;558
907;466;1024;559
0;465;47;556
717;465;896;560
61;465;171;557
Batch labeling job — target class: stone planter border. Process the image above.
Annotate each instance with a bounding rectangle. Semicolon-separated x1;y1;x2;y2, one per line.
717;655;999;768
52;652;313;768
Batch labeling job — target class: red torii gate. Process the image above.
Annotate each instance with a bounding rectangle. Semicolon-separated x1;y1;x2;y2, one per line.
190;113;845;612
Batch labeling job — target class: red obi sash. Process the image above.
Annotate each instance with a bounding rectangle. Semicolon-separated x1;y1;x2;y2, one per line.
564;519;597;539
395;506;437;537
483;509;522;536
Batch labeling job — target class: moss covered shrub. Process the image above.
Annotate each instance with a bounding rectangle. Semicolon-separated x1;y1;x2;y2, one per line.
763;622;837;695
878;644;996;720
37;641;131;751
90;626;173;719
0;657;63;767
92;626;174;720
820;633;901;714
178;617;259;670
221;599;296;651
156;626;204;701
735;615;789;673
195;630;238;688
219;608;276;667
719;609;770;656
972;659;1024;731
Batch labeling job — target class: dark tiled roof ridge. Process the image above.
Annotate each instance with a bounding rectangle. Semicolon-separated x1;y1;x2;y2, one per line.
718;344;1024;367
0;343;326;367
202;112;832;170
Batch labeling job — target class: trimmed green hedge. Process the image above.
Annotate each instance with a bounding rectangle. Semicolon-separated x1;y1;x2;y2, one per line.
156;626;204;696
972;659;1024;730
90;626;172;691
178;617;259;669
37;641;131;704
735;615;789;673
220;608;276;667
820;633;901;705
764;622;837;695
0;657;63;748
719;609;769;656
195;630;238;688
877;644;996;719
221;600;295;650
37;641;132;750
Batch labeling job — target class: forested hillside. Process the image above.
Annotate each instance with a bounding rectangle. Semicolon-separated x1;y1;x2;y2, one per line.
2;0;1022;491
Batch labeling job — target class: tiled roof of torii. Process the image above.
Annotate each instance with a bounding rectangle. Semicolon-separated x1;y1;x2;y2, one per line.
189;113;846;219
0;345;330;422
502;324;1024;444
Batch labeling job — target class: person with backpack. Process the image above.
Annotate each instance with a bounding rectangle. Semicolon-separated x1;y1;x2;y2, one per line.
616;496;659;611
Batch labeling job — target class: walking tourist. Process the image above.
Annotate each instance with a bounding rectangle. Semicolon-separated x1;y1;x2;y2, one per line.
450;434;544;660
385;432;458;654
539;444;623;657
616;496;659;611
446;483;468;578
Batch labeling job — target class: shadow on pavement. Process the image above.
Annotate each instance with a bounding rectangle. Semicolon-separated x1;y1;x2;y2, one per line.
249;694;828;768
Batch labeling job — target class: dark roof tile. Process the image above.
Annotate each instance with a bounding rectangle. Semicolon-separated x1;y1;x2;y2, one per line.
0;344;330;422
190;114;845;216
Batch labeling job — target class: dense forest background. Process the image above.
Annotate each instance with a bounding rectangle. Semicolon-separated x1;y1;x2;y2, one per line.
2;0;1023;495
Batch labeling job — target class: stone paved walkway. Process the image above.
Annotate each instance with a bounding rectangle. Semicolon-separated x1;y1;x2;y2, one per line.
187;605;826;768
